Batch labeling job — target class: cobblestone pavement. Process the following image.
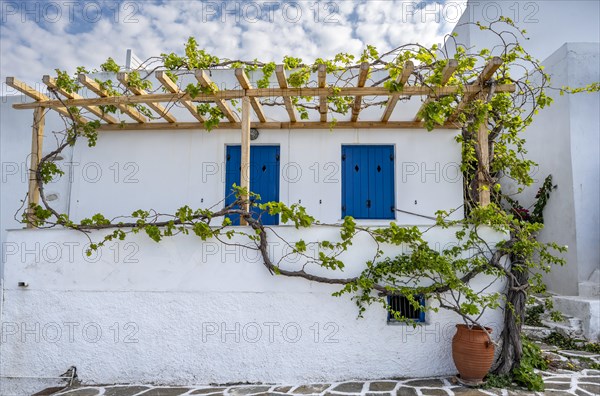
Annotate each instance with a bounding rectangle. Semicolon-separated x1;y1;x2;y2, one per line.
35;341;600;396
39;367;600;396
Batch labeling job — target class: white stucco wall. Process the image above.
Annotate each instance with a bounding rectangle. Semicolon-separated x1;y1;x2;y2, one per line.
0;226;506;394
449;1;600;296
1;95;74;279
566;44;600;290
501;43;599;296
67;127;464;226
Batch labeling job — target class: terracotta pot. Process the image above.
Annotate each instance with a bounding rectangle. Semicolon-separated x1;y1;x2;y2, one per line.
451;324;495;384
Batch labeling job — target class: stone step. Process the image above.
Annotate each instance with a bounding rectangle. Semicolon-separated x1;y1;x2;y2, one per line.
522;325;553;340
553;295;600;341
541;313;584;338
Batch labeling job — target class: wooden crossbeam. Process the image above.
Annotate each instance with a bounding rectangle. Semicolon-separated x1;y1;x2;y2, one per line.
448;57;503;122
13;84;516;110
195;70;238;122
155;71;205;122
275;65;297;122
414;59;458;121
318;64;327;122
99;120;461;131
78;74;147;123
117;72;177;123
235;69;267;123
381;61;414;122
6;77;89;122
43;76;118;124
351;62;370;122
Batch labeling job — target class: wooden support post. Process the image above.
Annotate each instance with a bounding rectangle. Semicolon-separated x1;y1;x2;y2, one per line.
318;64;327;122
478;119;490;206
27;107;45;227
240;96;251;225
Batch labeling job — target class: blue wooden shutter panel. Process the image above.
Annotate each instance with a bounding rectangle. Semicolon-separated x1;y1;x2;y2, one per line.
225;146;280;225
342;145;394;219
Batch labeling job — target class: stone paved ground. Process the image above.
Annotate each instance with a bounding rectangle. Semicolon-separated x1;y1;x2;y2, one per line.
36;340;600;396
38;368;600;396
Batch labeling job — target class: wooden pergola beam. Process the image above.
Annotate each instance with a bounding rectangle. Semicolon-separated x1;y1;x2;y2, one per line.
6;77;47;101
43;75;118;124
351;62;370;122
448;57;503;122
275;65;297;122
99;120;461;131
12;84;516;111
381;61;414;122
78;74;147;123
414;59;458;121
235;69;267;123
117;72;177;123
318;64;327;122
6;77;89;122
155;71;205;122
195;70;238;122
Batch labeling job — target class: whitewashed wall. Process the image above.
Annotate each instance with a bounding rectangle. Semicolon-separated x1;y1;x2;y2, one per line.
510;43;599;296
1;95;74;279
1;227;506;394
449;1;600;296
68;127;464;225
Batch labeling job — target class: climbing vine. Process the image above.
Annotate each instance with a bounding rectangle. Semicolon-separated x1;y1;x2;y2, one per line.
19;18;599;390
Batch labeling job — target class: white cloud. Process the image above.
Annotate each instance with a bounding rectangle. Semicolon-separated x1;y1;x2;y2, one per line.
0;0;466;93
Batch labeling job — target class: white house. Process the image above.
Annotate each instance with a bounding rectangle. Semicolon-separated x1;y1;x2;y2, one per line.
0;60;510;393
2;2;598;392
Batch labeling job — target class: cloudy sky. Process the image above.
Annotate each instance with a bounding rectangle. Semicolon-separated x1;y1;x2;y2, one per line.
0;0;468;91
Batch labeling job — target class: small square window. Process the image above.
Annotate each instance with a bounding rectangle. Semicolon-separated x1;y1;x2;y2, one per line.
387;295;425;323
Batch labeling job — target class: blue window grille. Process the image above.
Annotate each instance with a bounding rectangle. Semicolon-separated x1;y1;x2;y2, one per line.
225;145;280;225
387;295;426;323
341;145;395;219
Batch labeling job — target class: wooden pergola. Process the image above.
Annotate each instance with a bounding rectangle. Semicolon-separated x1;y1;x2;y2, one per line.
7;57;512;225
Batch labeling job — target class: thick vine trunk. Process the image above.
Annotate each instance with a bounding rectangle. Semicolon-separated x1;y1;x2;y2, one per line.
493;254;529;375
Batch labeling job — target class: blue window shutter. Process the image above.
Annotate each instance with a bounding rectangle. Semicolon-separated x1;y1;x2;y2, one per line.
342;145;395;219
225;145;280;225
225;146;242;225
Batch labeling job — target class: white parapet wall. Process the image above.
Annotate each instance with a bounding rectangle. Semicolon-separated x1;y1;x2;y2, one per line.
1;226;506;393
